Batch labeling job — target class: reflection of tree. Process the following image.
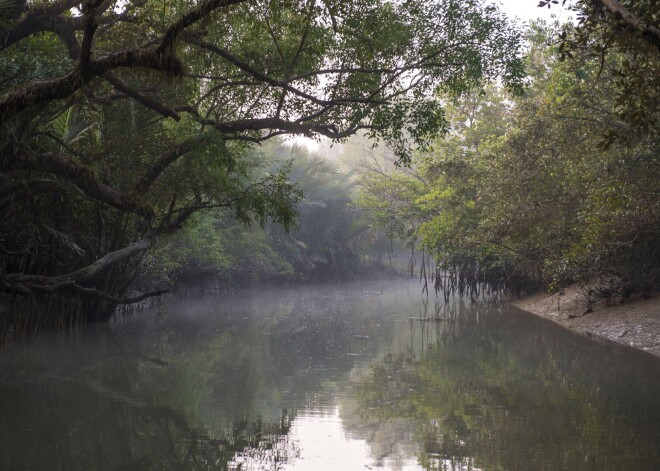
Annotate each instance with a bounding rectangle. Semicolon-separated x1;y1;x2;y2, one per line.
0;281;426;470
0;331;298;471
228;414;301;471
257;283;424;399
342;301;660;471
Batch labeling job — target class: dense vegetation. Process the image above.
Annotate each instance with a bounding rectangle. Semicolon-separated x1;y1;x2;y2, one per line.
146;142;396;292
0;0;523;331
0;0;658;333
358;16;659;303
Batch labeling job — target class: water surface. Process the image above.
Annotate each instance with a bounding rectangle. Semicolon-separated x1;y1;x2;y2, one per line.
1;280;659;470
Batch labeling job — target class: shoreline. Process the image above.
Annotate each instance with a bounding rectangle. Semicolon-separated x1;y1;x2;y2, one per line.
510;288;660;359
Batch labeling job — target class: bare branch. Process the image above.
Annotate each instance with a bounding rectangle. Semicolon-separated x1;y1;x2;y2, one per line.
70;284;169;304
0;198;200;297
195;40;330;106
2;236;152;288
156;0;246;55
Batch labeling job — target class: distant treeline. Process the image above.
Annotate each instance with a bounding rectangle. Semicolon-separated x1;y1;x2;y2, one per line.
144;143;403;294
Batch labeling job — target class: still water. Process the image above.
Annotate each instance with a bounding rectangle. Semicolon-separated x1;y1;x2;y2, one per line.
1;280;660;470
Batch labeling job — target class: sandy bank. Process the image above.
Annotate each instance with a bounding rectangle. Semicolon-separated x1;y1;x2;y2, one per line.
510;288;660;358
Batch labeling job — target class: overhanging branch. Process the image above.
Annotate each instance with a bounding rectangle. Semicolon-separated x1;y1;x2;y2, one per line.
104;73;181;120
133;135;209;195
71;284;169;304
0;0;250;122
12;151;154;219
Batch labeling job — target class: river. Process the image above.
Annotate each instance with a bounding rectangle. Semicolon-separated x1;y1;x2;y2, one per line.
1;279;659;470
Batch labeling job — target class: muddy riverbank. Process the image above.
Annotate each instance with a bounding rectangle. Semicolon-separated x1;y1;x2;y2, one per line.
511;288;660;358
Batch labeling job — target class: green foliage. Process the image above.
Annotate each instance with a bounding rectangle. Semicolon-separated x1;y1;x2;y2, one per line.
145;211;232;282
358;23;660;299
1;0;526;323
550;1;660;142
147;141;400;287
0;33;71;90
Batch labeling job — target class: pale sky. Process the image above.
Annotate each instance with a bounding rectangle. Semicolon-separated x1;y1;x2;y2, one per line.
496;0;573;24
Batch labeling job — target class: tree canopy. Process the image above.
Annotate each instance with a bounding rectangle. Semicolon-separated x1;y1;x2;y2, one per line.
541;0;659;143
357;21;659;301
0;0;524;313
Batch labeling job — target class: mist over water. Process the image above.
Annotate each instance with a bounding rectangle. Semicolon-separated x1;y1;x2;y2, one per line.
1;279;659;470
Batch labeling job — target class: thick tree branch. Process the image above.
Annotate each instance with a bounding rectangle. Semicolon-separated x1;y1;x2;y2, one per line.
0;205;198;292
212;116;368;139
1;0;80;50
172;104;375;140
0;0;249;122
0;47;182;122
133;135;209;195
79;0;104;70
16;279;168;304
70;284;169;304
598;0;660;50
104;73;181;120
12;151;154;219
1;236;152;290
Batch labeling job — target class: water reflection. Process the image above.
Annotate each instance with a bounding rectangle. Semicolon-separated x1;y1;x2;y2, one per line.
0;330;296;470
344;301;660;470
1;281;659;470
